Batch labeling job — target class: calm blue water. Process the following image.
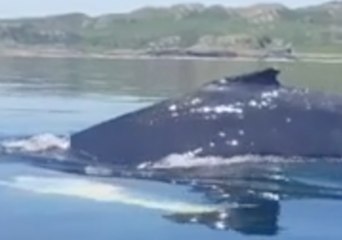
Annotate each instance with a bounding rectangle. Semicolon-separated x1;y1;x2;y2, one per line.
1;57;342;240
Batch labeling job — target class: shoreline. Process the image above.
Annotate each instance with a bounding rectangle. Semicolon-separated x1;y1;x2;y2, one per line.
0;48;342;64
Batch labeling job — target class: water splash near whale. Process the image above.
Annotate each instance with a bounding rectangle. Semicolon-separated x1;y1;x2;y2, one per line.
0;133;70;154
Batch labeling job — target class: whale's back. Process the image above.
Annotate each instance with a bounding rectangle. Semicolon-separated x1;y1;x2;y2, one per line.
71;69;342;166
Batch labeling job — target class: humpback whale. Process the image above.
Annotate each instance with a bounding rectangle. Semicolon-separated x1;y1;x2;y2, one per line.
3;68;342;236
71;68;342;166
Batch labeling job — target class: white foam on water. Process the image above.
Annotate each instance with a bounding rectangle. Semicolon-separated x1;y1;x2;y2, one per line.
1;133;70;153
145;154;300;169
168;104;178;112
0;176;216;213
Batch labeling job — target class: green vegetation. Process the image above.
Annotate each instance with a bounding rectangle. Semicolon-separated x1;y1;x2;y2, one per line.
0;1;341;54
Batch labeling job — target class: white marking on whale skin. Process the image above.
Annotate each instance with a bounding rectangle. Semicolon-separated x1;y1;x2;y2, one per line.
214;105;243;114
247;91;281;110
248;100;258;107
261;90;279;99
209;142;216;148
286;117;292;123
218;132;226;138
190;98;202;105
238;130;245;136
226;139;239;147
196;105;243;115
190;217;199;223
202;106;211;113
260;100;269;107
169;104;178;112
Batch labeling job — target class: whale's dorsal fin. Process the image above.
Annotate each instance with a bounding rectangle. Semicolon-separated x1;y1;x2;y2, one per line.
210;68;281;87
227;68;280;86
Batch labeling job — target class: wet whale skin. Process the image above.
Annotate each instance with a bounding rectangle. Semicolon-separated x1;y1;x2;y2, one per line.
71;68;342;165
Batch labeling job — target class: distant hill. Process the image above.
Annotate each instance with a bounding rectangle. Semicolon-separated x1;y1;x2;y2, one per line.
0;1;341;56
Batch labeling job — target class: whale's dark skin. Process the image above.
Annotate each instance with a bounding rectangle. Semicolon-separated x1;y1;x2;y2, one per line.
70;68;342;166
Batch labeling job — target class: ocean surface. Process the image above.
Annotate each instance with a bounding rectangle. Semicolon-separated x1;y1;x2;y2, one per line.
0;57;342;240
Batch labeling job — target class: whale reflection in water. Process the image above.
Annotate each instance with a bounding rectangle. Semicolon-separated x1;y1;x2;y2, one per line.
161;159;342;235
166;194;280;235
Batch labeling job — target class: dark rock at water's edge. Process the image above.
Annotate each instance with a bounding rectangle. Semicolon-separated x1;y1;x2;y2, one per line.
70;68;342;166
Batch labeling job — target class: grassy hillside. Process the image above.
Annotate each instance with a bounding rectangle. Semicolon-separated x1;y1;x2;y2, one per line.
0;1;341;54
